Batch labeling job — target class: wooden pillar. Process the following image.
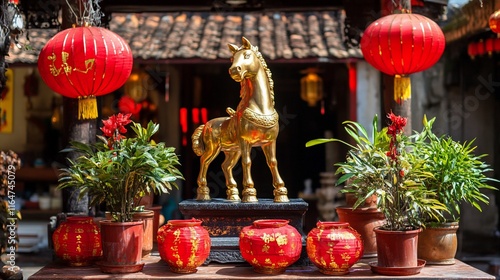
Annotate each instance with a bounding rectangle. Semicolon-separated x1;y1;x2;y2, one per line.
61;0;96;215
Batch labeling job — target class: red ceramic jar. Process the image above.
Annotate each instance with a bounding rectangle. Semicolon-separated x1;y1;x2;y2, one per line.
306;221;363;275
157;218;211;273
52;216;102;266
239;219;302;274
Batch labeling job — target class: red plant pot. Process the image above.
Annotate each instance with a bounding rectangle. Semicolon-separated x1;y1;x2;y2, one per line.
52;216;102;266
157;218;211;274
306;221;363;275
132;210;154;258
239;219;302;275
99;220;144;273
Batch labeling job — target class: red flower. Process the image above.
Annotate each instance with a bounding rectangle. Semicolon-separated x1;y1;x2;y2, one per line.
386;112;407;162
387;112;407;137
101;113;132;147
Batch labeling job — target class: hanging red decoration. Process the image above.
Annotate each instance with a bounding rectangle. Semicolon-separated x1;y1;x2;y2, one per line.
468;42;478;59
494;38;500;52
360;13;445;103
37;26;133;119
485;38;495;56
476;40;486;56
489;10;500;36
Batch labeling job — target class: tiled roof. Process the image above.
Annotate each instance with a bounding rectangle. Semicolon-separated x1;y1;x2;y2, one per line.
7;10;361;64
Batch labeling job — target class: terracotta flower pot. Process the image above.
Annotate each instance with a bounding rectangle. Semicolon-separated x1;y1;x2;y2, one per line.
239;219;302;275
306;221;363;275
336;206;385;257
98;220;144;273
146;205;163;243
374;227;422;268
132;210;154;258
157;218;211;273
52;216;102;266
418;222;459;265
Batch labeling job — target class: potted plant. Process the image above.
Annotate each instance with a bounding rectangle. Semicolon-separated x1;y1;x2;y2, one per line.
307;113;446;274
58;113;184;273
307;115;387;258
412;116;498;265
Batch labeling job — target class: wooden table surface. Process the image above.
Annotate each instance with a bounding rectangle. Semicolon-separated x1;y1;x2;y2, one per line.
28;256;495;280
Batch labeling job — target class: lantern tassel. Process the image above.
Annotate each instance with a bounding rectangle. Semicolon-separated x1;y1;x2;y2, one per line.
78;96;98;120
394;75;411;104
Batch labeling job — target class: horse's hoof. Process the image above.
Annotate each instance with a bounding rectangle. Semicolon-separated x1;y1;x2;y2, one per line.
273;195;289;203
242;196;258;203
226;195;241;202
195;194;211;201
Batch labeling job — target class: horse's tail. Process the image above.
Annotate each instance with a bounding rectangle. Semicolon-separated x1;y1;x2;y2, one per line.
192;124;205;156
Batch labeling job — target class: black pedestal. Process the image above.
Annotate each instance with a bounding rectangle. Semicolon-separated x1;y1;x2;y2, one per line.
178;198;309;264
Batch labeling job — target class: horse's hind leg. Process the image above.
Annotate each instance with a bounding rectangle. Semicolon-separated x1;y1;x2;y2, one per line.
196;146;221;201
222;151;241;201
262;142;289;202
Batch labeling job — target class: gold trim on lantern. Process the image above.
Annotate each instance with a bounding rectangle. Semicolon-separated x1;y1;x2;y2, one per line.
394;75;411;103
78;96;98;120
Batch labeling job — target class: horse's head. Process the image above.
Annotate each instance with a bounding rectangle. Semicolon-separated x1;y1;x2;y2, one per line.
228;37;261;82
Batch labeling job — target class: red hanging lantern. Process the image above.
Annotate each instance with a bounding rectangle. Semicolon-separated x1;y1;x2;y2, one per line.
360;13;445;103
38;26;133;119
476;40;486;56
489;10;500;36
468;42;478;59
485;38;495;56
494;38;500;52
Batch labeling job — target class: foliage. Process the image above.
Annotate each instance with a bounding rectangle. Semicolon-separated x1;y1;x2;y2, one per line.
412;116;498;222
306;113;446;231
0;150;21;255
58;113;184;222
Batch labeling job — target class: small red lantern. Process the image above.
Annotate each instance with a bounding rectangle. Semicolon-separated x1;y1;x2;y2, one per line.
485;38;495;56
157;219;211;274
360;13;445;103
489;10;500;36
468;42;478;59
494;38;500;52
52;216;102;266
306;221;363;275
476;40;486;56
239;219;302;274
38;26;133;119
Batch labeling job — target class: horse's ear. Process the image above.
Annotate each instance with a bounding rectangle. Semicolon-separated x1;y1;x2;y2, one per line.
241;37;251;49
228;43;239;54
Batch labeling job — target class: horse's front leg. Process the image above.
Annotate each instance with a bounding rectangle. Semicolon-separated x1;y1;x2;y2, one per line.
262;142;289;202
240;142;258;202
196;146;221;201
222;151;241;201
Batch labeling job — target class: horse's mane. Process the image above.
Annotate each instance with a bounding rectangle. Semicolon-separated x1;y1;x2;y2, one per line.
240;44;275;105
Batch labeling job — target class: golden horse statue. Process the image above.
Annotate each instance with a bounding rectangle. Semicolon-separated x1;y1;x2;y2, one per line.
191;37;288;203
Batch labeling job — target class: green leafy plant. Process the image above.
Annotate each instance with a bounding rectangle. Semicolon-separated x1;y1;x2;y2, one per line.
58;113;184;222
412;116;498;223
306;113;446;231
